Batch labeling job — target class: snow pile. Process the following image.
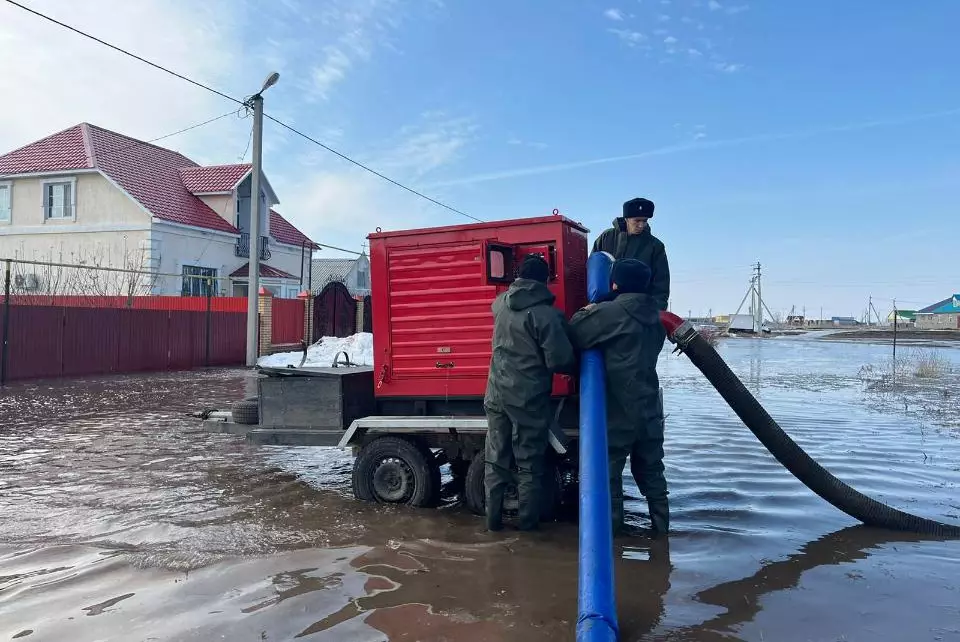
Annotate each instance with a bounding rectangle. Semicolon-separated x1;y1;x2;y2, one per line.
257;333;375;369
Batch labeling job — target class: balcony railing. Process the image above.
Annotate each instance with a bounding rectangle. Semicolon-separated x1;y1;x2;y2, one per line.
235;234;271;260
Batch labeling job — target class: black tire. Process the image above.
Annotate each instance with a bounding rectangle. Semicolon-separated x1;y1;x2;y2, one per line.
463;452;559;521
232;399;259;425
352;437;441;508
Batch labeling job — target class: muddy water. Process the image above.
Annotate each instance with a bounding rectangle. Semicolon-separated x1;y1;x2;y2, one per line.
1;338;959;641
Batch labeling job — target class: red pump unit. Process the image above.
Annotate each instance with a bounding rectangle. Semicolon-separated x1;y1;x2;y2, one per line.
368;214;590;399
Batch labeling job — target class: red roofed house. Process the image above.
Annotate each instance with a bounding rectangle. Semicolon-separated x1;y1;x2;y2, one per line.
0;123;317;298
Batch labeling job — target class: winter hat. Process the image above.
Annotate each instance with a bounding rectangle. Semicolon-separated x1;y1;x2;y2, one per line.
623;197;655;219
518;254;549;283
611;258;652;294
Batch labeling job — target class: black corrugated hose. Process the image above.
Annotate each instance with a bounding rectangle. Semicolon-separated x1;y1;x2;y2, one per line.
666;317;960;537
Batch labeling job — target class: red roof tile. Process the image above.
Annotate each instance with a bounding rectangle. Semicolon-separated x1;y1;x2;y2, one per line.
0;124;92;174
270;209;318;248
230;262;297;279
180;164;251;194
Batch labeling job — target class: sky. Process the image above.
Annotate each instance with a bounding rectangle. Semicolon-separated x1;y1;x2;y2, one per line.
0;0;958;319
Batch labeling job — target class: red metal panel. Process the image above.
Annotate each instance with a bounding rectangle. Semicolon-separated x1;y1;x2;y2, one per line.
370;215;589;399
4;306;64;381
208;312;246;365
61;308;122;377
117;309;171;372
167;312;197;369
271;298;305;345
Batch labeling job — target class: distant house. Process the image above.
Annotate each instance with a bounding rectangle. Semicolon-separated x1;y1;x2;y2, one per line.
887;309;917;328
831;316;859;327
786;314;805;326
310;254;370;296
915;295;960;330
0;123;317;299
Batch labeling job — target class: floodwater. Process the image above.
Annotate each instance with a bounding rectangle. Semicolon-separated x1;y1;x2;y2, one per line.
2;337;959;642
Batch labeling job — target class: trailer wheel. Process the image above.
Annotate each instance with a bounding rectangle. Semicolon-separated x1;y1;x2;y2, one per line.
232;399;259;425
352;437;441;508
463;453;559;521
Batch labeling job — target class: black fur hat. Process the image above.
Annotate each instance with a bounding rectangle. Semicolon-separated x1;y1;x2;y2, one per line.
623;197;655;219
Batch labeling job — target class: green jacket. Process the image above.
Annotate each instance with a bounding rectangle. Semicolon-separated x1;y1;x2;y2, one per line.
592;219;671;311
570;292;666;436
484;279;577;425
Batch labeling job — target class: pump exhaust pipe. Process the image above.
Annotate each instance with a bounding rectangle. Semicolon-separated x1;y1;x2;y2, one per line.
659;310;960;537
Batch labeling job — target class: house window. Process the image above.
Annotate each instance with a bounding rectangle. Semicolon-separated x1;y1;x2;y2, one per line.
182;265;217;297
44;180;76;220
357;268;369;289
0;183;10;222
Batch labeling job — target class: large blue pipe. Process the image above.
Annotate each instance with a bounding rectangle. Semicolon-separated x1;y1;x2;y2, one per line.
576;250;618;642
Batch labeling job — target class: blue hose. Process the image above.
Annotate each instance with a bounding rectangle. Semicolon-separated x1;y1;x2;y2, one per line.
576;251;618;642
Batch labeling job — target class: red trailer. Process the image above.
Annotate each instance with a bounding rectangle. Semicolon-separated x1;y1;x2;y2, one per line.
207;213;599;517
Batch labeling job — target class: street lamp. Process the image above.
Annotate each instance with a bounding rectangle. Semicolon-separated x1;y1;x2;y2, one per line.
245;71;280;367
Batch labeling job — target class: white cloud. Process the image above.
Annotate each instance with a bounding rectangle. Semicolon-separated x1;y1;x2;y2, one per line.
714;62;744;73
609;28;647;46
708;0;723;9
681;16;694;24
658;13;671;21
654;28;669;35
688;48;703;56
276;112;478;252
508;138;548;150
664;35;678;44
604;8;625;21
726;4;749;14
0;0;250;161
693;132;708;140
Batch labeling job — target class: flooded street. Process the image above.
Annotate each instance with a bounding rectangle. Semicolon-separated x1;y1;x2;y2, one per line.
2;337;959;641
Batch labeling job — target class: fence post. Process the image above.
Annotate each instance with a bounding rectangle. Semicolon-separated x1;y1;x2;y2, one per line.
1;259;11;386
258;287;273;358
356;297;363;334
299;290;313;344
205;277;212;367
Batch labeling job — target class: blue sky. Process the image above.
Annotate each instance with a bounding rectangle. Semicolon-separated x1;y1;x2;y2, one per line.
1;0;958;318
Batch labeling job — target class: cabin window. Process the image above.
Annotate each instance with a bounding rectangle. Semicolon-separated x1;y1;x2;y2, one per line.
486;243;514;283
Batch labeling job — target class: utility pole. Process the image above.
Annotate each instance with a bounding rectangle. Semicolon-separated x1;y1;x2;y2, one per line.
754;262;763;333
245;72;280;367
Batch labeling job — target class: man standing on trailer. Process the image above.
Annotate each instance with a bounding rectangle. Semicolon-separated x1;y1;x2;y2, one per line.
569;259;669;535
484;254;577;532
592;197;671;311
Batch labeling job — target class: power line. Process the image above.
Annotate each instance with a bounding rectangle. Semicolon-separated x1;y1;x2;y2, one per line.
3;0;243;106
313;242;362;256
95;109;244;161
264;115;483;223
4;0;481;224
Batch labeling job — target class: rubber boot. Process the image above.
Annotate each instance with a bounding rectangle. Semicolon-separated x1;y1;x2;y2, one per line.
648;498;669;536
611;500;625;537
486;484;505;532
517;479;540;531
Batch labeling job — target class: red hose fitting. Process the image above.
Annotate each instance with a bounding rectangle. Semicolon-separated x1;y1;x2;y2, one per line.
659;310;685;338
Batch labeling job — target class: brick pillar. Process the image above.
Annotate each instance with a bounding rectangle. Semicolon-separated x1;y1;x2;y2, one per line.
258;287;273;356
355;297;364;335
299;290;314;344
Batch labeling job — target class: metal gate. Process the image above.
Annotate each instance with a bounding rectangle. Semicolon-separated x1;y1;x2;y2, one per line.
313;281;356;340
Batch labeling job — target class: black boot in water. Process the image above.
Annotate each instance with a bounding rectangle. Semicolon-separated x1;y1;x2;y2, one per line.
486;485;505;532
648;498;669;536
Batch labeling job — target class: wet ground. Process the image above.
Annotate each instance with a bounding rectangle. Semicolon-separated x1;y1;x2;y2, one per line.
2;337;960;641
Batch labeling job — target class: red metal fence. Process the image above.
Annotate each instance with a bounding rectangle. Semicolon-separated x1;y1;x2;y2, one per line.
0;296;248;383
271;298;305;346
8;295;248;312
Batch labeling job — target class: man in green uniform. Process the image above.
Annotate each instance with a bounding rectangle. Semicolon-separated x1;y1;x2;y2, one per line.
570;258;669;535
484;254;577;532
592;197;671;311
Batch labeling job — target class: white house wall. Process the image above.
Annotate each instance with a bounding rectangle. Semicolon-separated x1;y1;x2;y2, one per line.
149;222;238;296
198;194;236;228
269;241;312;291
